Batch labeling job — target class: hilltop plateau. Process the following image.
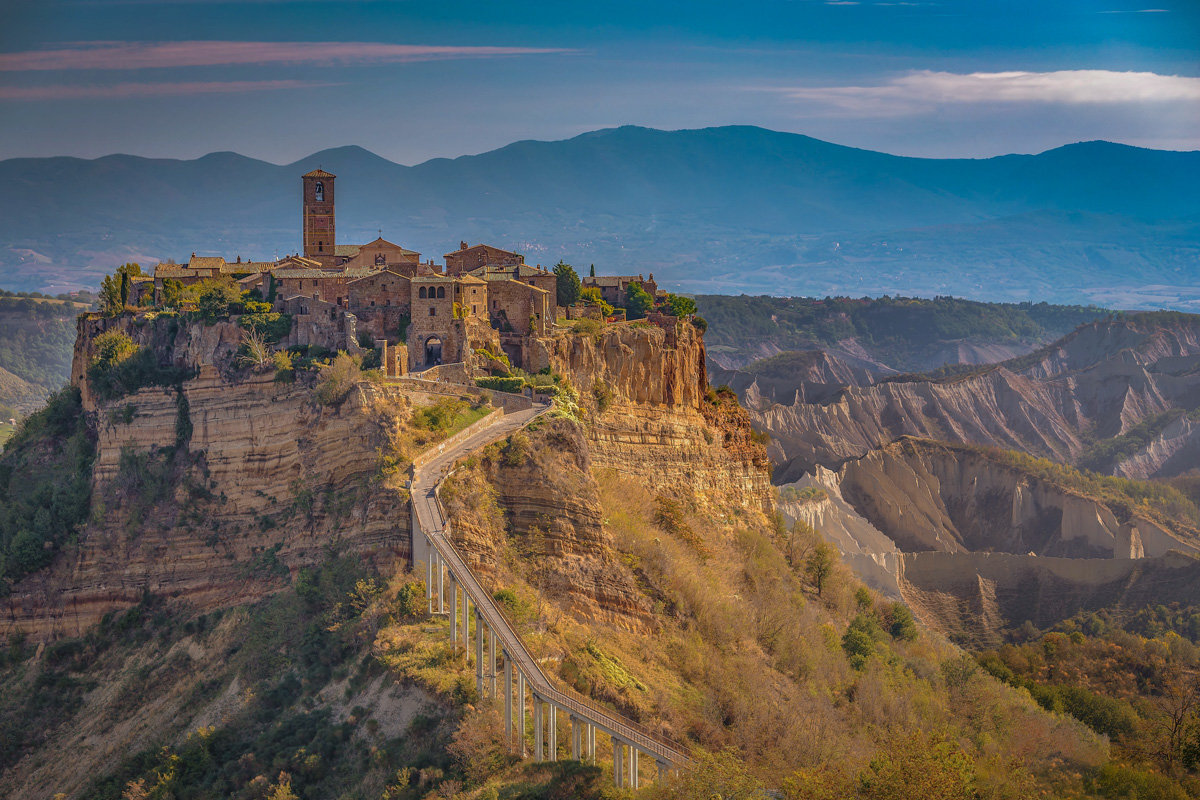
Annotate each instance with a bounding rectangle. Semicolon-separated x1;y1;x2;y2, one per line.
0;291;1143;799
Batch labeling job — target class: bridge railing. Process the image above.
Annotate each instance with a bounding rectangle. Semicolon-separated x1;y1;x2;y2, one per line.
416;405;691;767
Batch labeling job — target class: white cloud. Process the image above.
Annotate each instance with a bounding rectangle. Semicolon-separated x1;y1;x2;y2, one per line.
759;69;1200;115
0;79;333;100
0;41;574;72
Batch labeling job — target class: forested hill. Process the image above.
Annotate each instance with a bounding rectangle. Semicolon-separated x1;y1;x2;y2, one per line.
0;294;86;415
1;125;1197;307
696;295;1109;370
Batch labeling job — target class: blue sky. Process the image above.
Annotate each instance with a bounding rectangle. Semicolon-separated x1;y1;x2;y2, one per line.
0;0;1197;162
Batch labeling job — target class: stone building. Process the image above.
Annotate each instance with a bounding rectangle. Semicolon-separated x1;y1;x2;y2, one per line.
335;237;422;271
147;166;645;373
582;273;658;307
444;242;524;275
302;169;337;263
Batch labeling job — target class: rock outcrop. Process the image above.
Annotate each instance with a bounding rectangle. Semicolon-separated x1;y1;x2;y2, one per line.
744;315;1200;480
544;321;773;515
443;418;654;632
839;438;1200;559
2;371;415;641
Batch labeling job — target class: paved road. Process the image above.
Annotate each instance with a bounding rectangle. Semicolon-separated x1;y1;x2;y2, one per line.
410;401;691;768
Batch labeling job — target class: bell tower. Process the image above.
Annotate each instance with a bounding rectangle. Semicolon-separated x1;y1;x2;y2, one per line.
302;168;336;260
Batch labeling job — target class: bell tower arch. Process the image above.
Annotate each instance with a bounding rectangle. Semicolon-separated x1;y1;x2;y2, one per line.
302;168;336;260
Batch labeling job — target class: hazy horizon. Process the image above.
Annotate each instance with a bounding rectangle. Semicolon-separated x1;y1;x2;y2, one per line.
2;0;1198;163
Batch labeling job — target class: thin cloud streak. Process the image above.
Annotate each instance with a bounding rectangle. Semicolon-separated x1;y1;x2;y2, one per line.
0;41;575;72
758;69;1200;116
0;79;334;99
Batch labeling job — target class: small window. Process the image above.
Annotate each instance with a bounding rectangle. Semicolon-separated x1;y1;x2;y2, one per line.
314;181;324;202
419;287;427;299
429;307;436;317
472;305;477;314
436;286;445;299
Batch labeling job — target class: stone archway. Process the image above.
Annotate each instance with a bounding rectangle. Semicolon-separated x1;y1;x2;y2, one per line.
424;336;443;367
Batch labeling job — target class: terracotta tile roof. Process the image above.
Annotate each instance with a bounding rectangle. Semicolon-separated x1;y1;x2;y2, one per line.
154;264;199;278
220;261;276;273
302;168;336;178
444;243;521;259
334;245;361;257
187;256;227;270
273;267;376;279
346;269;411;285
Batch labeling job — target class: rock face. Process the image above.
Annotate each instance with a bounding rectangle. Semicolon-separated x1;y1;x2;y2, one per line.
839;438;1200;559
787;436;1200;644
443;419;653;632
746;315;1200;480
545;321;773;515
897;551;1200;647
2;370;414;641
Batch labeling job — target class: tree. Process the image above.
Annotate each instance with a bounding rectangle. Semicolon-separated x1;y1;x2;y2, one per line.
193;276;242;321
580;286;614;317
98;263;143;315
160;278;184;308
855;732;977;800
554;260;581;307
805;541;834;596
664;292;698;318
589;263;595;277
625;281;653;320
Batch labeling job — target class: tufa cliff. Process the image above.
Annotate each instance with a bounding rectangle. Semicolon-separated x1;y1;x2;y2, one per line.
544;321;772;515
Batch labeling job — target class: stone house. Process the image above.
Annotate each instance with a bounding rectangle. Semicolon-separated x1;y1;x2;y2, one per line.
336;237;422;271
581;273;659;307
444;242;524;275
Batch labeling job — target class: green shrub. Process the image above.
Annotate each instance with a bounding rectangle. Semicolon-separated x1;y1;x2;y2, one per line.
239;308;292;343
475;376;524;394
314;353;362;405
87;330;190;401
592;380;613;413
841;613;885;670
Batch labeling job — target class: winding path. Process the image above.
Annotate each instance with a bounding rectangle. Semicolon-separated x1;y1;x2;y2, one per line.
409;395;690;787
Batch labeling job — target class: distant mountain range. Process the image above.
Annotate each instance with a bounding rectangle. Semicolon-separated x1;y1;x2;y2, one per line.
2;125;1198;307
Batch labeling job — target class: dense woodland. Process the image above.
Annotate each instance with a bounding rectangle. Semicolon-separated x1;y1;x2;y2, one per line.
696;294;1107;368
0;291;88;412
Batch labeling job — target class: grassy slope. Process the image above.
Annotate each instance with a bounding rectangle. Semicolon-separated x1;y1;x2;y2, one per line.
432;421;1109;797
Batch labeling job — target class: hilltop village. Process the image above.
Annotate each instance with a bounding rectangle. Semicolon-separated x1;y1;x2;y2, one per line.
134;169;672;375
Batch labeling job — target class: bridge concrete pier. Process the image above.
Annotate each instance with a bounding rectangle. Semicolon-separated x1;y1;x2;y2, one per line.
549;704;557;761
613;739;624;788
533;696;544;761
461;588;469;654
657;759;668;782
425;550;434;615
503;655;513;749
631;746;640;789
489;629;497;697
449;574;457;644
570;716;580;760
518;671;526;757
475;610;484;696
437;558;445;615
